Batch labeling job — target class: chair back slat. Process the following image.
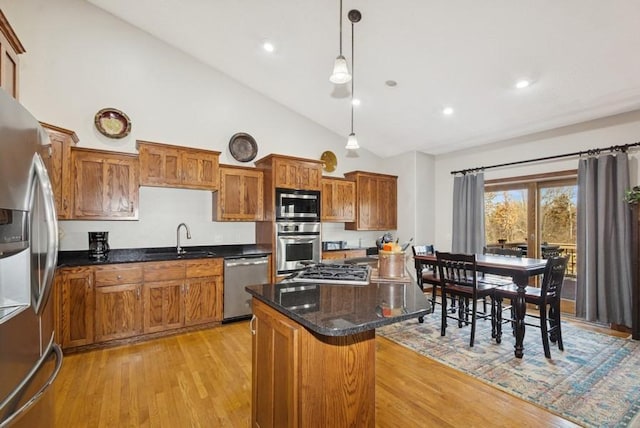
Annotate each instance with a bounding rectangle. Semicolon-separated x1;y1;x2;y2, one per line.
436;252;477;290
541;256;568;300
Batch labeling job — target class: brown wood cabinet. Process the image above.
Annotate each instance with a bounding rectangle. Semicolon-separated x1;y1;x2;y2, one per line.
40;122;78;219
184;259;223;326
321;177;356;222
94;264;144;342
321;249;366;260
255;154;323;192
137;140;221;190
57;267;94;349
345;171;398;231
142;261;186;333
213;165;264;221
631;205;640;340
0;10;25;100
71;147;139;220
251;299;375;427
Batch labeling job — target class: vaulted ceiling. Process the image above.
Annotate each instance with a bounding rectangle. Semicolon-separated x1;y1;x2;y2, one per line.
87;0;640;158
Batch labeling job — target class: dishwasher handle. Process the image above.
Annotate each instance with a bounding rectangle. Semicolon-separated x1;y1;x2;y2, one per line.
225;258;269;268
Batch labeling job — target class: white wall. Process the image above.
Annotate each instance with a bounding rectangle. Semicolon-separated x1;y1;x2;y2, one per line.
1;0;387;250
433;110;640;252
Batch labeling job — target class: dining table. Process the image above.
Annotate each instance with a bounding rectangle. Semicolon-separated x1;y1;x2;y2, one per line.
414;253;548;358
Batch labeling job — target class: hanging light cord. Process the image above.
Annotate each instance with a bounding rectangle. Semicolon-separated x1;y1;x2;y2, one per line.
338;0;343;56
350;17;355;134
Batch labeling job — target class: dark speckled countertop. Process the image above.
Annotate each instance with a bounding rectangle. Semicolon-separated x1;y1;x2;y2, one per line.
57;244;272;267
246;279;431;337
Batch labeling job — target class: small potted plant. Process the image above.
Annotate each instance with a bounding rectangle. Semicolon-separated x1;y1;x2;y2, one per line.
625;186;640;205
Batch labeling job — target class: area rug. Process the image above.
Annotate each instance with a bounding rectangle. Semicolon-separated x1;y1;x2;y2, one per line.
377;310;640;428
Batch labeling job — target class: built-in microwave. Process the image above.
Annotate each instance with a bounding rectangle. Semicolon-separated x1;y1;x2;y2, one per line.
275;188;320;221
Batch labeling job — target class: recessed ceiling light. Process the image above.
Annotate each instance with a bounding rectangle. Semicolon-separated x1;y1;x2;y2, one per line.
385;80;398;87
352;98;361;106
515;79;530;89
442;107;454;115
263;42;275;53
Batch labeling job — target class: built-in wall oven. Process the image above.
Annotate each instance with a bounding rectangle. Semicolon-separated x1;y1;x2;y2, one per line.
275;188;320;222
276;222;321;274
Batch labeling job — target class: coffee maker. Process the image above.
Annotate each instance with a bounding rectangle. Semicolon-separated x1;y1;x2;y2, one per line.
88;231;110;260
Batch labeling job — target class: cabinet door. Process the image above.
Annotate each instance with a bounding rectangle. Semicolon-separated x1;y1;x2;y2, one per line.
143;280;184;333
139;144;181;187
184;276;222;325
377;177;397;229
94;283;143;342
273;158;298;189
59;268;94;349
321;178;355;222
252;299;301;428
215;167;264;221
297;162;322;191
181;151;219;190
356;175;378;229
41;126;76;219
0;29;21;100
72;149;139;220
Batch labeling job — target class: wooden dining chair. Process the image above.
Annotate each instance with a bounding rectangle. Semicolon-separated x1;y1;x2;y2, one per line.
436;251;499;347
412;245;438;323
493;256;568;358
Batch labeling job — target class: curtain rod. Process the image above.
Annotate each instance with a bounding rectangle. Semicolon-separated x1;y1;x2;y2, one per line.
450;142;640;175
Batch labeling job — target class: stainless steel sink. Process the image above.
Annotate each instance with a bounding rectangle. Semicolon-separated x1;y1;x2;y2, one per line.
143;249;216;261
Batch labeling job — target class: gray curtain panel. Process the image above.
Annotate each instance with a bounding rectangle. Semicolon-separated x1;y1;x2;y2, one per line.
452;172;485;254
577;153;633;327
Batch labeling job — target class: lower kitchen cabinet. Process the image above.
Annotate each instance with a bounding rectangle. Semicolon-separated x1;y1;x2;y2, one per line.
251;298;375;427
94;283;143;342
252;299;301;427
55;258;224;351
184;259;223;326
143;280;184;333
184;276;222;326
57;267;94;349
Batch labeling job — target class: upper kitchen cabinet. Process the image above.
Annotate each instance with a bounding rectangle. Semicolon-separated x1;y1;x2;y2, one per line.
321;177;355;222
40;122;78;219
255;154;323;191
344;171;397;231
0;10;25;100
137;140;220;190
71;147;139;220
213;164;264;221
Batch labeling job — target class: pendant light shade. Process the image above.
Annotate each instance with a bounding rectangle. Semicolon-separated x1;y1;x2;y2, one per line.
330;55;351;84
329;0;351;84
346;132;359;150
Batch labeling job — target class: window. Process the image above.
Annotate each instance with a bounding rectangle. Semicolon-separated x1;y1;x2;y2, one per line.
484;171;577;301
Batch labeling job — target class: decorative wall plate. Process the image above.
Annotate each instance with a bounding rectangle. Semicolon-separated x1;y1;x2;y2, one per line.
229;132;258;162
321;150;337;172
94;108;131;139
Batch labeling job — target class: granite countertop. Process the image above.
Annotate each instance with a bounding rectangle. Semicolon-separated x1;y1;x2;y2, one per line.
245;279;431;337
57;244;272;267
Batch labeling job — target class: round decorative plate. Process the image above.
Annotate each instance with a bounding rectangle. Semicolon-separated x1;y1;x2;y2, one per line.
320;150;337;172
229;132;258;162
94;108;131;139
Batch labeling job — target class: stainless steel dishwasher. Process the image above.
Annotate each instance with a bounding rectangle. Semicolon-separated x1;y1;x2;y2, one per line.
223;256;270;321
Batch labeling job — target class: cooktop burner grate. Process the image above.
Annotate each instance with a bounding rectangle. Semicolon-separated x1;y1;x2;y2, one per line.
294;263;372;285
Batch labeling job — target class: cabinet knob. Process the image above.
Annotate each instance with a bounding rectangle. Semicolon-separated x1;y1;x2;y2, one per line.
117;275;122;280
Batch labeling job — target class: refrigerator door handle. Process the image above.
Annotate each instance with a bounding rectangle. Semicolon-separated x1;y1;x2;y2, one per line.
31;153;59;316
0;341;63;428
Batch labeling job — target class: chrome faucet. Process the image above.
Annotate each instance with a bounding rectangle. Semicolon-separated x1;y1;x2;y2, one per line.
176;222;191;254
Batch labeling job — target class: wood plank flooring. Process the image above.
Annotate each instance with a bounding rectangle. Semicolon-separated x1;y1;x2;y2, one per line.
54;318;624;427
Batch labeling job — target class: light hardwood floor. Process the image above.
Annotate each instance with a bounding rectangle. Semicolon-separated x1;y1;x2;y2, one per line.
54;317;624;427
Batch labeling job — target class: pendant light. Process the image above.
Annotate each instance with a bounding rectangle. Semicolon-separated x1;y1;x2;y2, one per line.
329;0;351;84
345;9;361;150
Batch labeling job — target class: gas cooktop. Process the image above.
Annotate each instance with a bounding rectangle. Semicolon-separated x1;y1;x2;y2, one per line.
294;263;372;285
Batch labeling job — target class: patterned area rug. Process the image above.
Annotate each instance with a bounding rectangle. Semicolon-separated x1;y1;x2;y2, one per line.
377;310;640;428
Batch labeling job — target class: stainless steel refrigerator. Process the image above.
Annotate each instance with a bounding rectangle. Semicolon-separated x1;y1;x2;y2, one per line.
0;89;62;427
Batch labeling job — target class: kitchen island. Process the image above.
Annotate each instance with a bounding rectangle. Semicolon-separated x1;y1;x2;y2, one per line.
246;278;430;427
